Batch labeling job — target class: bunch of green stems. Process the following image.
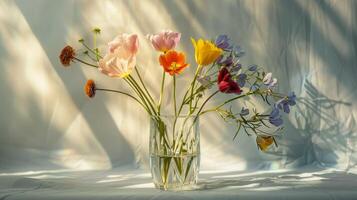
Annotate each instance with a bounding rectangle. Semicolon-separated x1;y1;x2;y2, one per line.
76;36;285;153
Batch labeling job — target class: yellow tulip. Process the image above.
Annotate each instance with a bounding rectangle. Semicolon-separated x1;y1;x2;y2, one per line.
191;38;222;66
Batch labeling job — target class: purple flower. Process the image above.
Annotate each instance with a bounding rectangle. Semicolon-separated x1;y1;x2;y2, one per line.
248;65;257;71
275;92;296;113
237;73;247;87
233;45;245;57
217;55;233;66
250;83;259;92
231;63;242;73
263;72;277;88
215;35;233;51
269;107;283;126
216;55;224;63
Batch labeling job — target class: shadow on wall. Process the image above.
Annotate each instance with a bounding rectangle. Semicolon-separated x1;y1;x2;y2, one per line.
266;79;354;169
0;0;135;170
15;0;136;168
297;80;354;169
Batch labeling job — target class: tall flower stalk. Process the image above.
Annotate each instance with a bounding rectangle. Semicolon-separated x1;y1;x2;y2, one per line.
158;71;165;114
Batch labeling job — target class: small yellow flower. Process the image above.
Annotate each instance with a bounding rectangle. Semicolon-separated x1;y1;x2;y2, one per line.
191;38;222;66
256;136;274;151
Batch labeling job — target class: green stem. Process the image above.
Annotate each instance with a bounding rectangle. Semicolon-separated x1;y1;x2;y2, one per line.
182;86;206;105
123;77;171;156
171;89;189;145
177;89;189;116
195;90;219;117
124;78;153;116
189;66;201;112
158;71;166;115
84;52;97;62
173;75;177;117
172;75;178;148
176;66;202;117
200;91;256;116
173;91;218;153
187;91;218;141
172;80;194;150
126;74;170;151
127;75;158;116
203;62;217;77
80;42;102;59
96;88;147;112
93;32;99;61
134;67;156;106
74;57;98;68
172;67;203;152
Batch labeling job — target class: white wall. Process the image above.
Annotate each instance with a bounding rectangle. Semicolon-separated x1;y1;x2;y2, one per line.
0;0;356;172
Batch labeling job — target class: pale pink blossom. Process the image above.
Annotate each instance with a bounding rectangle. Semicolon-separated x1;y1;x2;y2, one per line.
108;33;139;54
99;33;139;78
147;30;181;52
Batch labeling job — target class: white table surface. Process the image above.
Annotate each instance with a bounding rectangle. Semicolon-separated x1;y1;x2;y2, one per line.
1;166;357;200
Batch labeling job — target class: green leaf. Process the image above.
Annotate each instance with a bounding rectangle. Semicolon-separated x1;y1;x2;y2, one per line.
184;157;194;182
233;123;242;140
273;137;278;147
173;157;183;176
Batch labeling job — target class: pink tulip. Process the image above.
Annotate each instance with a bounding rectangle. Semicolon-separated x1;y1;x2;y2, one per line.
147;30;181;52
108;33;139;54
99;33;139;78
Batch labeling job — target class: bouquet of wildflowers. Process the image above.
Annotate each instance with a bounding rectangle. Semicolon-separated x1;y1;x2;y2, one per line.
60;29;296;189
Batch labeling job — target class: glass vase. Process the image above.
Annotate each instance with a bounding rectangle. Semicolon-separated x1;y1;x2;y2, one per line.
149;115;200;191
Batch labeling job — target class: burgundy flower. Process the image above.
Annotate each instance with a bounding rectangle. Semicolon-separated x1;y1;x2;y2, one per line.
217;68;242;94
59;45;76;66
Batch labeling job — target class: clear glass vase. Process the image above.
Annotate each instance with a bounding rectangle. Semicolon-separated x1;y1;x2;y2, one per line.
149;115;200;191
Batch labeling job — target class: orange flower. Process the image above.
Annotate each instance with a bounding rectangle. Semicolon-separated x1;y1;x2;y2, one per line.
256;136;274;151
84;79;96;98
159;50;189;75
59;45;76;66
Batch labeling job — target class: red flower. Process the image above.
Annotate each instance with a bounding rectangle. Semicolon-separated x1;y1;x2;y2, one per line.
217;68;242;94
159;50;189;75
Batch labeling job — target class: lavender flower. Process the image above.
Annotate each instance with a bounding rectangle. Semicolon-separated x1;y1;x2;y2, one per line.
231;63;242;73
237;73;247;87
263;72;277;88
250;83;259;92
217;55;233;66
269;107;283;126
275;92;296;113
233;45;245;57
215;35;233;51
